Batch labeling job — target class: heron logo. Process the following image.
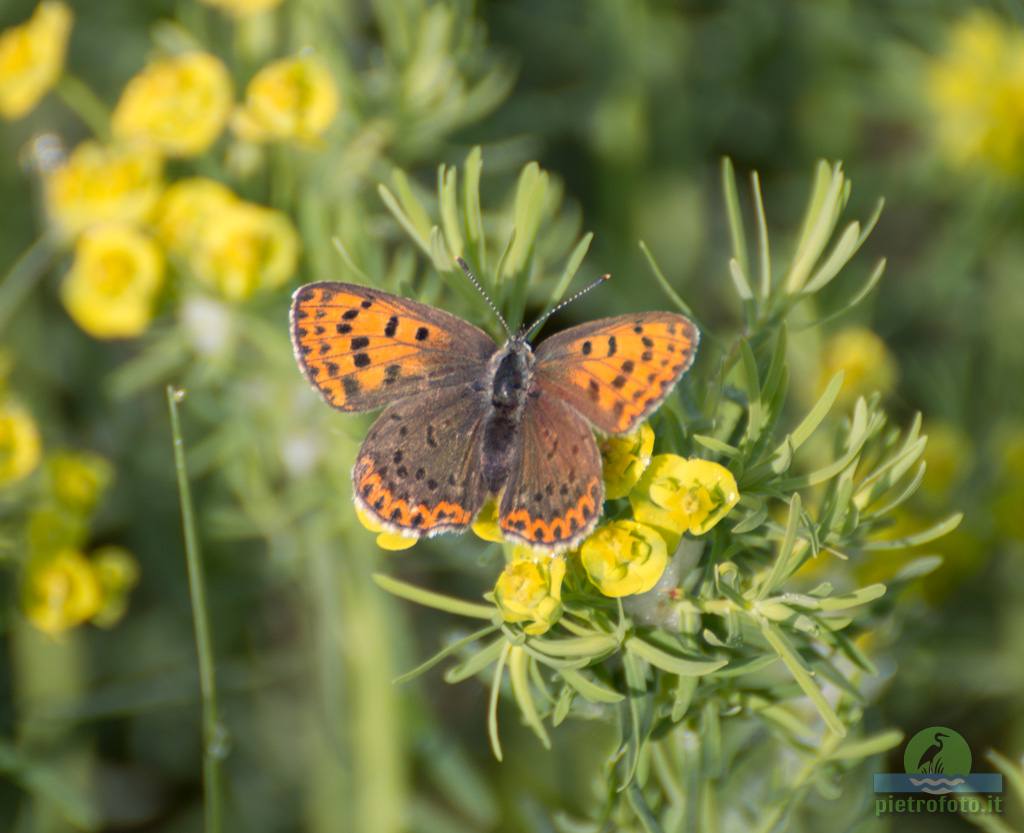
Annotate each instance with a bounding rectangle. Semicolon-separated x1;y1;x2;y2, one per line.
874;726;1004;816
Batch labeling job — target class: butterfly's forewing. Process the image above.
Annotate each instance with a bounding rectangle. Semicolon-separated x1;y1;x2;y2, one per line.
498;392;603;550
291;282;497;412
354;385;490;537
533;312;699;435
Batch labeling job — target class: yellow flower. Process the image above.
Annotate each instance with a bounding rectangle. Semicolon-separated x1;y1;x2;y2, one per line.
0;401;42;486
47;451;112;511
112;52;232;157
492;555;565;635
61;223;165;339
630;455;740;546
0;2;72;120
45;141;163;238
91;546;140;628
819;327;897;406
189;200;298;299
579;520;667;597
928;11;1024;173
232;55;339;143
471;499;504;543
600;422;655;500
355;505;417;551
199;0;284;18
156;177;237;252
920;422;970;501
22;549;102;636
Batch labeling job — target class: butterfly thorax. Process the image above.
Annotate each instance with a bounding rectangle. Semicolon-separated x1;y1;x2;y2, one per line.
480;340;535;493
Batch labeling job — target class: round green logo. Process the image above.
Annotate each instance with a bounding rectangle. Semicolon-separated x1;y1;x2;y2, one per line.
904;726;971;775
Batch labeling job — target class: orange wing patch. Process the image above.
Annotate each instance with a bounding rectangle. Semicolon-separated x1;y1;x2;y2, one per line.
354;457;474;534
499;475;602;547
535;313;699;435
291;283;457;411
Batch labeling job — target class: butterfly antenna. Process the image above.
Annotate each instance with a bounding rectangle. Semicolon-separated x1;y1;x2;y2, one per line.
456;257;512;338
522;273;611;341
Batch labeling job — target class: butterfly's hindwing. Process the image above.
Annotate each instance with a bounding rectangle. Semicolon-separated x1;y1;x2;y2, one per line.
498;390;603;550
291;282;496;412
533;312;699;435
353;384;490;537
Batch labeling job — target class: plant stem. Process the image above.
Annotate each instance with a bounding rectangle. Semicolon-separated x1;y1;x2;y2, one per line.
0;236;55;335
55;74;110;139
166;385;225;833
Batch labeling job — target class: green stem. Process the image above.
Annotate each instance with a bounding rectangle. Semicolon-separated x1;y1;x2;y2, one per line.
54;75;110;140
166;386;225;833
0;236;55;335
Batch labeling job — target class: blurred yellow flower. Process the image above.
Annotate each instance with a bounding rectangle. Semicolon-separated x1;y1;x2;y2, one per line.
0;1;72;120
156;177;237;252
819;327;897;406
630;455;740;546
199;0;284;18
492;555;565;635
233;55;339;143
112;52;232;157
47;450;112;511
0;401;42;486
355;505;417;551
91;546;140;628
189;201;298;299
61;223;165;339
600;422;655;500
579;520;667;597
22;549;102;636
471;499;504;543
920;422;970;501
46;141;163;238
928;11;1024;173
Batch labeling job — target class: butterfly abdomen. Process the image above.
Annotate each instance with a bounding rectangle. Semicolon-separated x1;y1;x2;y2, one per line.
480;344;533;494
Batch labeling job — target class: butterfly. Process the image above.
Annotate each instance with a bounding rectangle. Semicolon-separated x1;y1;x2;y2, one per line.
289;259;699;552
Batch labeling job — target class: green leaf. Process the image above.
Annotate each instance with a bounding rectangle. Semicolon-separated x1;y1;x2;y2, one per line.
817;584;886;610
729;257;754;301
757;492;802;599
827;729;904;761
394;624;500;684
508;646;550;749
721;157;749;279
739;339;763;443
708;654;779;678
638;240;698;319
624;637;727;676
438;163;463;259
444;637;507;683
758;620;846;737
487;642;511;761
693;435;740;457
559;667;624;704
528;633;618;658
671;675;697;721
863;512;963;551
373;574;497;620
751;170;772;299
463;146;486;270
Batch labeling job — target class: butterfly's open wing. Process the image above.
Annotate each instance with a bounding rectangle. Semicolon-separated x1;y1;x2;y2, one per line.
354;384;490;537
533;312;699;435
291;282;497;412
498;391;603;550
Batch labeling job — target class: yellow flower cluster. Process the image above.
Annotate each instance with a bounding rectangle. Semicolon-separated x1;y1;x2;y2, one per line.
22;546;139;636
492;554;565;635
819;326;897;406
33;39;338;339
928;11;1024;173
62;223;165;339
112;52;233;157
0;1;72;120
233;55;339;144
0;400;42;486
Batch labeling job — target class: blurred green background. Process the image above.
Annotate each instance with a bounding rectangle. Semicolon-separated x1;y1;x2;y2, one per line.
1;0;1022;831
